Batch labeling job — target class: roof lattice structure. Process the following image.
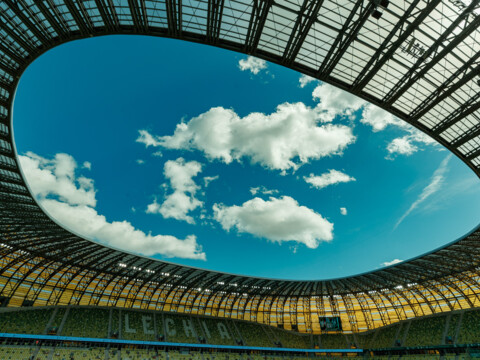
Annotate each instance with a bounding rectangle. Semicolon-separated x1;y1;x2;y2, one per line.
0;0;479;334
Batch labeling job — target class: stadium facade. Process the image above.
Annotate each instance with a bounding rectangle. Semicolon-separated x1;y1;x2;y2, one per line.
0;0;479;337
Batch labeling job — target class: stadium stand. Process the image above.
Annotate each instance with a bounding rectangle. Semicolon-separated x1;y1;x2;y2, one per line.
269;326;310;349
319;334;348;349
369;324;399;348
445;314;460;344
0;308;52;334
121;310;156;342
457;310;480;345
8;305;480;358
164;313;199;343
404;316;446;347
47;308;66;335
196;317;236;345
62;307;109;338
111;309;120;338
354;332;375;349
235;321;272;347
0;345;36;359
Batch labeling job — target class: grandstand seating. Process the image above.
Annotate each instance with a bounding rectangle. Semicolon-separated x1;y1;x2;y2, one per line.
319;334;348;349
196;317;236;345
457;310;480;344
446;314;460;344
355;331;375;349
62;307;109;338
404;316;446;347
111;309;120;338
0;345;35;359
369;324;399;348
48;308;66;334
122;310;157;341
164;313;199;343
269;326;310;349
6;305;480;351
235;321;271;347
0;308;52;334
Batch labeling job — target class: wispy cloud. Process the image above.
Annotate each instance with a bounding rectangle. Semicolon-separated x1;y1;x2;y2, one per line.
381;259;403;267
250;186;279;196
394;155;452;230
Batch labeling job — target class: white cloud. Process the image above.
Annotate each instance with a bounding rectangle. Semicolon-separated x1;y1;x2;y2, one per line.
20;152;96;207
136;159;145;165
361;104;439;157
387;137;418;156
238;56;267;74
152;151;163;157
137;103;356;172
249;186;279;196
204;175;219;187
394;155;452;229
304;169;356;190
381;259;403;267
387;130;439;158
340;207;347;216
19;152;205;260
213;196;333;248
136;130;159;147
361;104;404;132
313;83;366;118
147;158;203;224
299;74;316;88
83;161;92;170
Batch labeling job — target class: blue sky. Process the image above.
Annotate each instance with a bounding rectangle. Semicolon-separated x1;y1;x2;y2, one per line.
13;35;480;280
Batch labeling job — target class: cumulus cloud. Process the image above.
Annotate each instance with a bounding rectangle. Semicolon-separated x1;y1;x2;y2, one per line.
136;159;145;165
238;56;267;74
381;259;403;267
299;74;316;88
19;152;206;260
387;137;418;156
250;186;279;196
387;130;439;158
137;103;356;172
213;196;333;248
83;161;92;170
340;207;347;216
304;169;356;190
313;83;366;119
360;104;439;157
20;152;96;207
147;158;203;224
361;103;404;132
394;155;452;230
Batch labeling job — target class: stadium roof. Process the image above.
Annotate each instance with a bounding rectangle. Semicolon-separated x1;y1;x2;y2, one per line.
0;0;479;333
